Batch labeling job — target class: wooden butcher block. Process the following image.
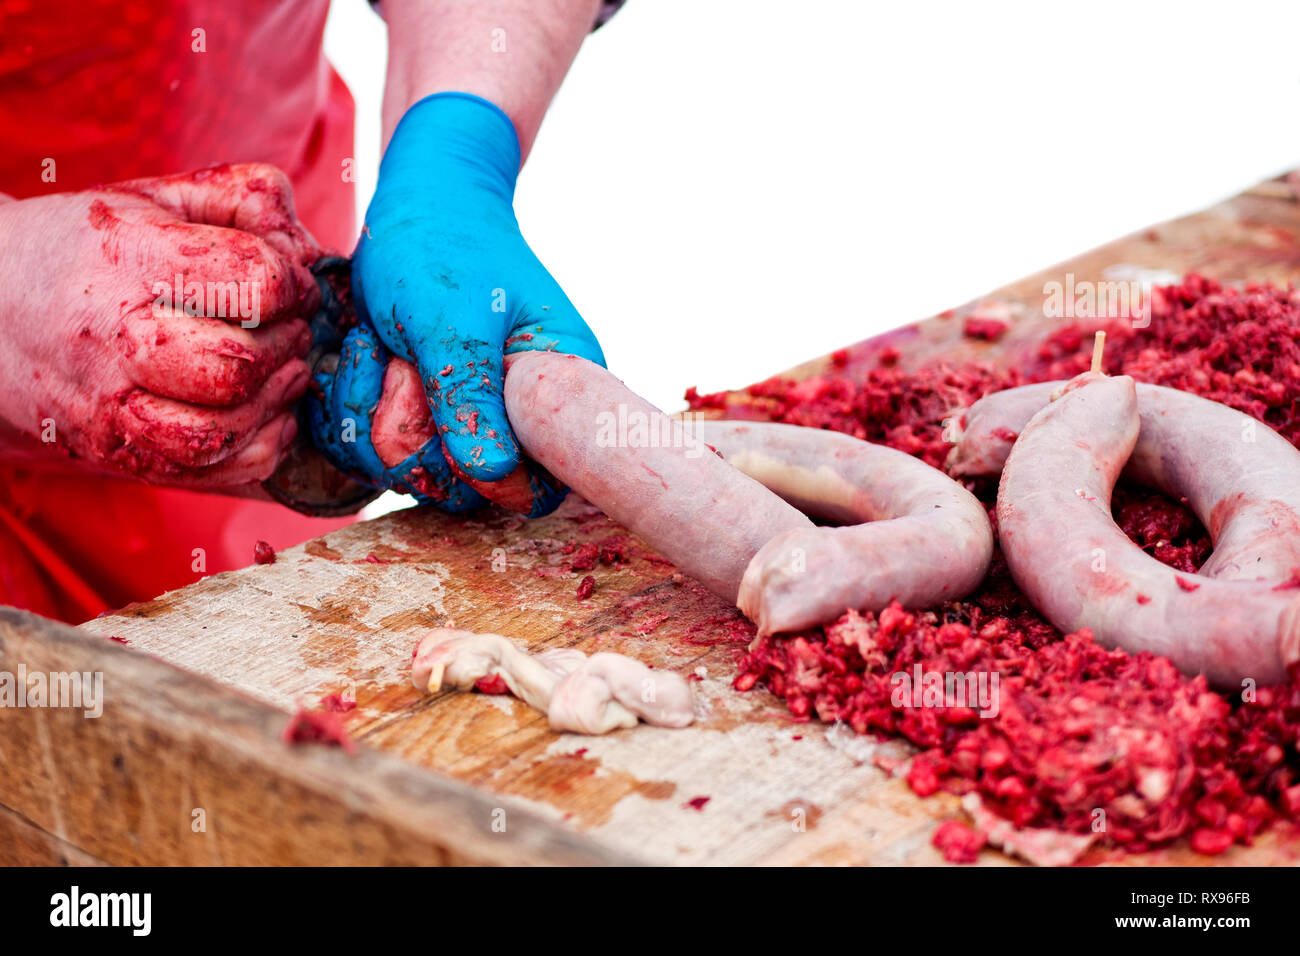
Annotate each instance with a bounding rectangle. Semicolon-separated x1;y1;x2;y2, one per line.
4;174;1300;867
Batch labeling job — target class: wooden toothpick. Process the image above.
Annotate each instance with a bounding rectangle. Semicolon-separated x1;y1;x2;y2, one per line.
1090;330;1106;375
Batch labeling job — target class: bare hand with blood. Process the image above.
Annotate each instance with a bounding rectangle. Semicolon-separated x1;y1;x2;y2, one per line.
0;163;322;487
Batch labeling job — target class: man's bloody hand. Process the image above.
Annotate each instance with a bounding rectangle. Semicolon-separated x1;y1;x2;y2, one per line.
0;163;322;487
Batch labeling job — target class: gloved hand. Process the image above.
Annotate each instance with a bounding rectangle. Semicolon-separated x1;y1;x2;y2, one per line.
309;92;605;516
0;164;321;487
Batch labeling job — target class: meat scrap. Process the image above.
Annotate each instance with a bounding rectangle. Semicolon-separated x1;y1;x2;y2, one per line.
281;708;356;754
962;301;1014;342
320;691;356;713
411;628;695;736
932;819;986;864
959;794;1097;867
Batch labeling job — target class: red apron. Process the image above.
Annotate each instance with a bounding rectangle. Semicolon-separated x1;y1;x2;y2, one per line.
0;0;360;622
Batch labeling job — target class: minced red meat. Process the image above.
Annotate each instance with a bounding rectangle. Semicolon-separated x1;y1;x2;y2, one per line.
963;317;1010;342
932;819;987;863
281;708;357;754
320;692;356;713
694;275;1300;859
563;535;631;572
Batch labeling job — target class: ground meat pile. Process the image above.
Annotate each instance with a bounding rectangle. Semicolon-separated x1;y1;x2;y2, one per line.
691;274;1300;860
1035;274;1300;442
688;348;1019;473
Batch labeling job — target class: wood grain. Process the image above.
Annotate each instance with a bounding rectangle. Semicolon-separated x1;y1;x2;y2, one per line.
0;606;637;865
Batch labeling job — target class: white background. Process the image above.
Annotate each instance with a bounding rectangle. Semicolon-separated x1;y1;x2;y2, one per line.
326;0;1300;414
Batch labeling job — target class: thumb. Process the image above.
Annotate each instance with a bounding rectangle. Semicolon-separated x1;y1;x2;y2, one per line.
426;266;603;490
502;267;606;369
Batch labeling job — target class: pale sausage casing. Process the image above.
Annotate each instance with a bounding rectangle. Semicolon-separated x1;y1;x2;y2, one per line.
950;379;1300;581
996;374;1300;688
505;353;994;632
694;421;994;636
504;351;812;601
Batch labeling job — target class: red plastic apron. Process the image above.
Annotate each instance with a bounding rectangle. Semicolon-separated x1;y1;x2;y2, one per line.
0;0;359;622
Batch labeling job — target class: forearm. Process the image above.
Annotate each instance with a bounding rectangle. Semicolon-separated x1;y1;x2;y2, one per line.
380;0;602;160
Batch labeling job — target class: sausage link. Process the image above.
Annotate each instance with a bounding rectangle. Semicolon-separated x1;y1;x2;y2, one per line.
996;374;1300;688
503;352;813;601
694;421;994;636
950;380;1300;581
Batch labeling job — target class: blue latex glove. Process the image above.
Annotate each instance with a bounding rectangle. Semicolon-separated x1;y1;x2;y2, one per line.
311;91;605;515
308;322;485;510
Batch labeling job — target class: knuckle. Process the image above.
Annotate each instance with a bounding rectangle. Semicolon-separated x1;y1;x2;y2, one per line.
240;163;295;206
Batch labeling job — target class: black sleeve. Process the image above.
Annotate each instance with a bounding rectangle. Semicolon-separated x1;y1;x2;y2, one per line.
592;0;626;30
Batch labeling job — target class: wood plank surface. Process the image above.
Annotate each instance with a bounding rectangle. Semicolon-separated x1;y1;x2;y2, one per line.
0;606;638;866
9;174;1300;866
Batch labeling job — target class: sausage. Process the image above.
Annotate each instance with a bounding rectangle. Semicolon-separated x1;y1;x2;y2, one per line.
411;628;695;734
691;420;994;636
503;352;814;601
387;350;992;631
949;380;1300;581
996;373;1300;688
374;350;812;598
506;353;993;632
